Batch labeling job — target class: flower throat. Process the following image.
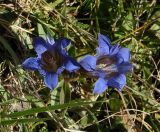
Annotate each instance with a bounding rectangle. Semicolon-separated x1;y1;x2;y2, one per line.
41;50;63;72
96;55;118;78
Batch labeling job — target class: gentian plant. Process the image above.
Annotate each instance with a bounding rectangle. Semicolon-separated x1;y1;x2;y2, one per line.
22;36;80;89
79;33;132;94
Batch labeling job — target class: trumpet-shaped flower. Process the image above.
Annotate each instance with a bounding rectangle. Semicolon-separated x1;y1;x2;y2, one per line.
22;36;80;89
79;33;132;94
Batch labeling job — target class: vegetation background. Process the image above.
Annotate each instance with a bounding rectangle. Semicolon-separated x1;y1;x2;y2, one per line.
0;0;160;131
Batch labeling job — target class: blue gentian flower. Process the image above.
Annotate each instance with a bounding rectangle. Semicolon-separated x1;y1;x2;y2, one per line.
79;33;132;94
22;36;80;89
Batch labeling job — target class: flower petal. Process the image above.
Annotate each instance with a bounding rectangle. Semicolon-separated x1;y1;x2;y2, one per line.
79;55;96;71
118;62;133;74
64;57;80;72
109;44;120;55
57;66;65;74
46;35;55;45
93;78;108;94
98;33;111;48
38;67;47;76
55;38;71;49
117;48;130;62
22;57;40;70
96;47;109;57
53;38;70;56
97;33;110;56
108;74;126;90
44;72;58;89
33;37;49;58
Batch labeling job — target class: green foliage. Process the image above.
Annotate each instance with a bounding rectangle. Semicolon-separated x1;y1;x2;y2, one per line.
0;0;160;131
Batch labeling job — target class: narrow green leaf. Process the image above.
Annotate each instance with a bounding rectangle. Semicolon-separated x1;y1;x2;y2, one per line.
6;101;106;118
37;23;46;39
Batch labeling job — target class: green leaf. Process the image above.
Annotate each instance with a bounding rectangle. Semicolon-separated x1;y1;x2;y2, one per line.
6;100;105;118
37;23;46;39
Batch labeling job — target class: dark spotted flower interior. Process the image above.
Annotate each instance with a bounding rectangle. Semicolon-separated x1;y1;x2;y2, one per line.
96;55;117;78
41;50;63;72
